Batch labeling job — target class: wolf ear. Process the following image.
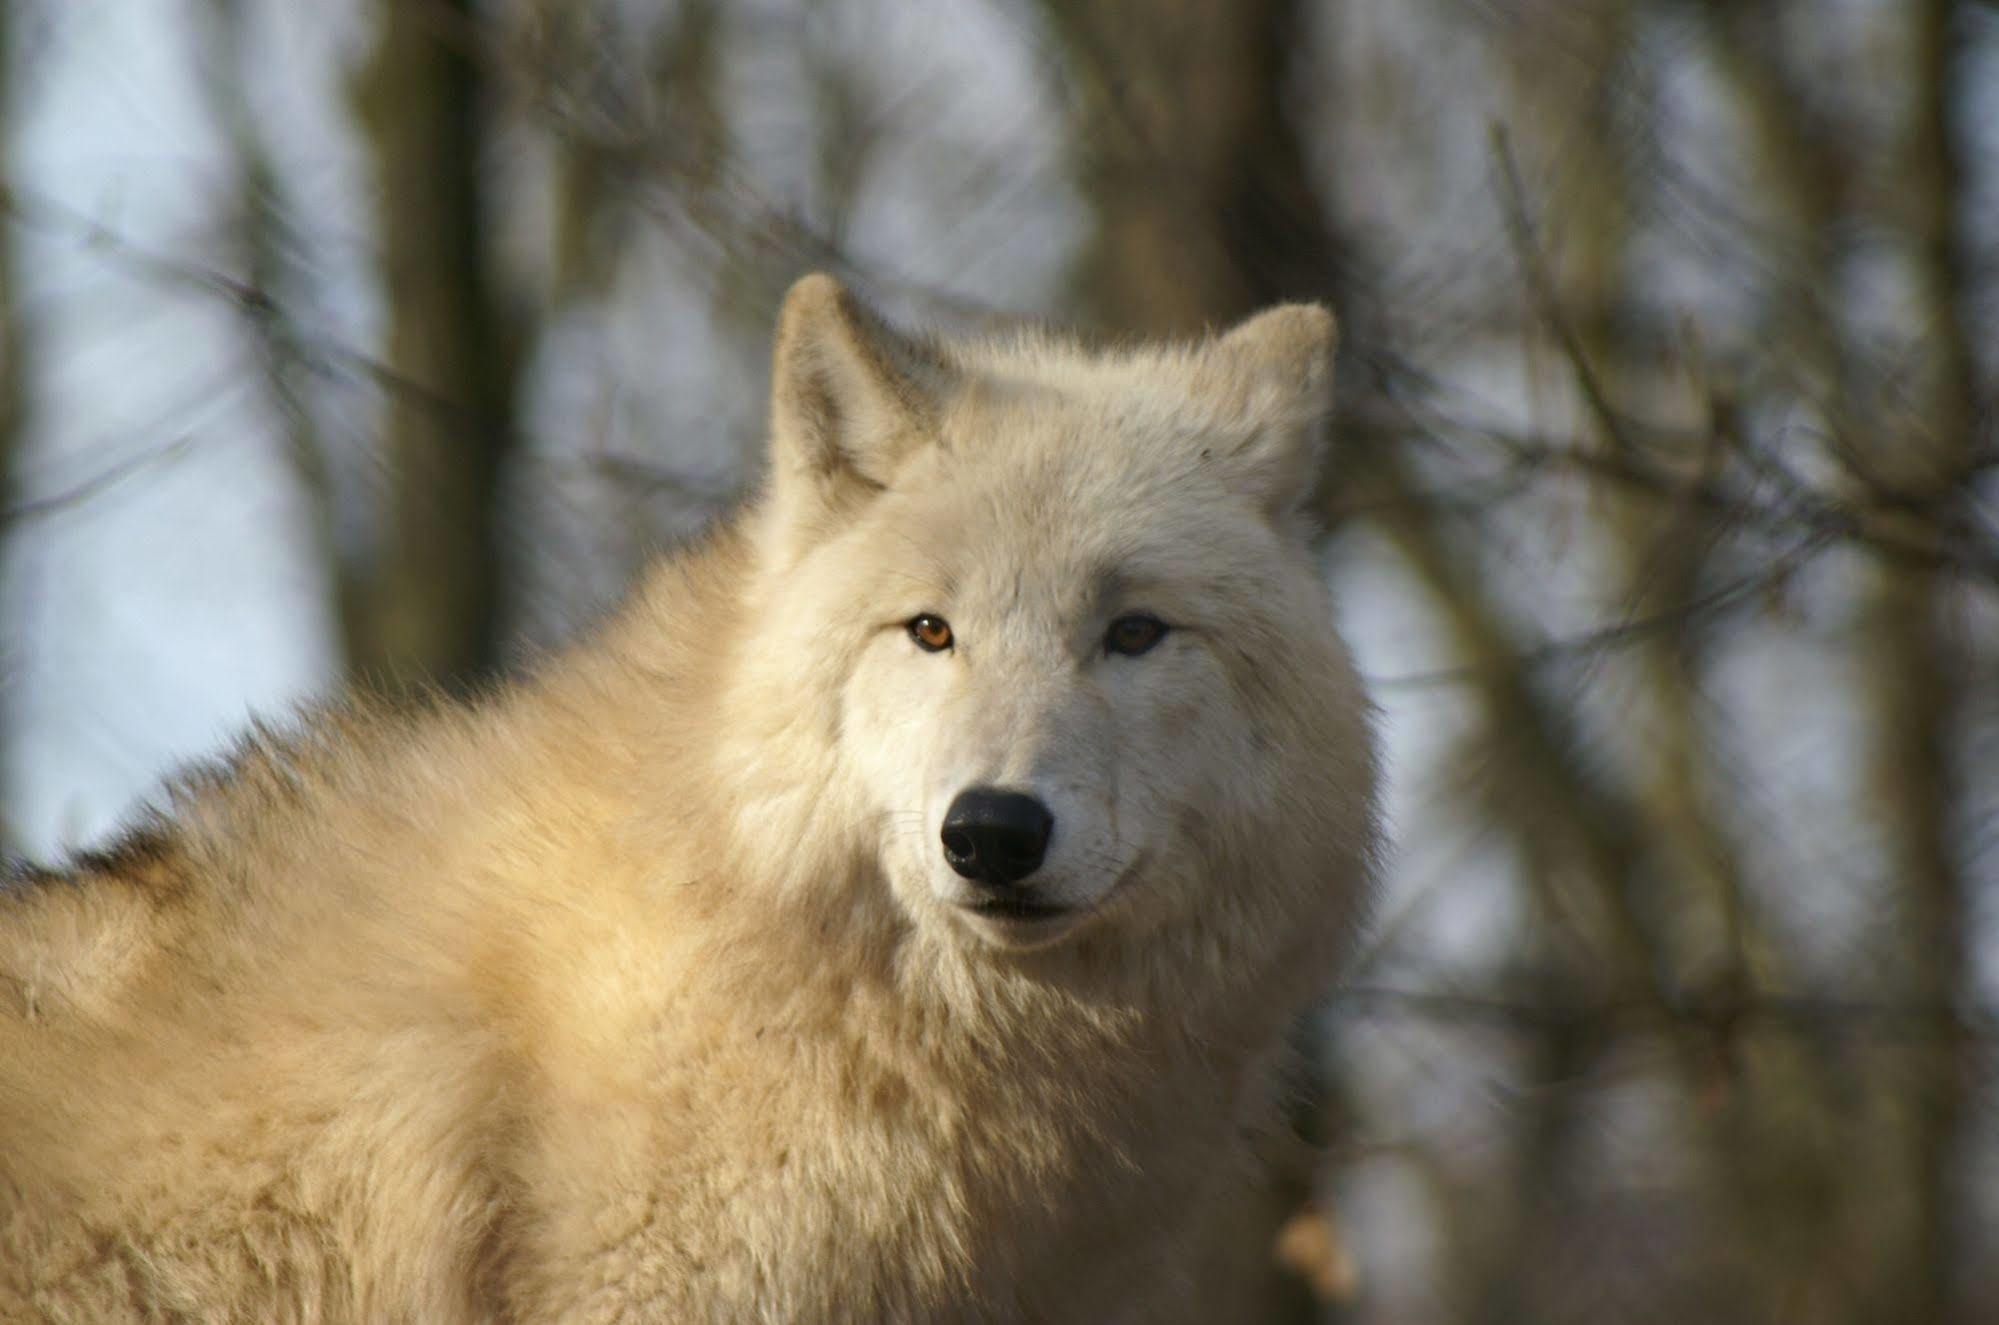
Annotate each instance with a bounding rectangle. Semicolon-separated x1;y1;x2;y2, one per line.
1202;302;1338;520
767;274;945;520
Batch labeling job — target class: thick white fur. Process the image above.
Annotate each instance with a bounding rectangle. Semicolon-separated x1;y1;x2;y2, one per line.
0;274;1378;1323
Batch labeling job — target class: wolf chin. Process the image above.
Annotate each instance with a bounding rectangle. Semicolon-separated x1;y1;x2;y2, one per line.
0;275;1378;1322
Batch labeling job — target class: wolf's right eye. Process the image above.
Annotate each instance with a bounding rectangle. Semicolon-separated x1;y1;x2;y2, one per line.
1105;613;1169;657
908;614;955;652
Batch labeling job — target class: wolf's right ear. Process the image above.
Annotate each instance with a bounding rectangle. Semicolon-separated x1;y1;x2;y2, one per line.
767;274;945;525
1201;302;1338;521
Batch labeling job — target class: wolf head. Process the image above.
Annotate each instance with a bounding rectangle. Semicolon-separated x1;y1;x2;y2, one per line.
726;275;1373;964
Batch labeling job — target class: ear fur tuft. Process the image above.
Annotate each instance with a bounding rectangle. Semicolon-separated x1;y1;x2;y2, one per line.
1216;303;1337;409
768;274;944;504
1205;302;1338;519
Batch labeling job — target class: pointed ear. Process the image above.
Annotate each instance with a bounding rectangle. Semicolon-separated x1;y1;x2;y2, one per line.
767;274;945;517
1202;302;1338;519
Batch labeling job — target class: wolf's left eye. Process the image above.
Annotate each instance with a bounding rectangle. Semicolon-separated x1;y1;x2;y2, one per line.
908;614;955;653
1104;613;1169;657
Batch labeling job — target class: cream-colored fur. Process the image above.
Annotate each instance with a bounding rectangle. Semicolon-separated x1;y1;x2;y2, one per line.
0;275;1378;1323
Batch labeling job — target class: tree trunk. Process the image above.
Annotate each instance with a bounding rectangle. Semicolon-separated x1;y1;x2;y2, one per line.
350;0;516;689
1872;4;1975;1320
1043;0;1342;331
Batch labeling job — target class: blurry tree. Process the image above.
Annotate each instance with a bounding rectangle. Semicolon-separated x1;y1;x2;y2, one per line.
0;0;20;851
1043;0;1343;335
349;0;519;688
1872;4;1977;1319
0;0;19;501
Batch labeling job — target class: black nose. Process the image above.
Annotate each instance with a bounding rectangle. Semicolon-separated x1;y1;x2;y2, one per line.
940;788;1055;887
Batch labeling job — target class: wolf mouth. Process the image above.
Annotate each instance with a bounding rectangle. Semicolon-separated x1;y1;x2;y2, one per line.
965;897;1071;922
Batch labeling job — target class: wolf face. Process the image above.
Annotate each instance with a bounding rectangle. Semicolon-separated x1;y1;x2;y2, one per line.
747;276;1354;955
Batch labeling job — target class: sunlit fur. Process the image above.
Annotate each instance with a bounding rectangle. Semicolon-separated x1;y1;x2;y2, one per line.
0;274;1379;1322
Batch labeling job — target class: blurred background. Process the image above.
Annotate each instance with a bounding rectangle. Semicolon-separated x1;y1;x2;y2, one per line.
2;0;1996;1320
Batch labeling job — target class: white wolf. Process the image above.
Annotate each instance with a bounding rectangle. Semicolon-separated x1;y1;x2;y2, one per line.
0;274;1378;1322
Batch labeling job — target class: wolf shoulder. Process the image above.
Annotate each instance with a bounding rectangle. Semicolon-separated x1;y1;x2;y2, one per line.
0;826;196;1033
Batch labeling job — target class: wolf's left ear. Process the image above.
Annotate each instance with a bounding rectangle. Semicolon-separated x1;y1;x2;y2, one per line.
1202;302;1338;520
767;274;946;523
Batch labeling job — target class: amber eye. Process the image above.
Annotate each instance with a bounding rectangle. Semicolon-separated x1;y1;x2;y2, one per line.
1105;613;1169;657
908;614;955;653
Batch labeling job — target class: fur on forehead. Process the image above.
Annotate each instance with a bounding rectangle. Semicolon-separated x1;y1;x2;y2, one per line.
763;274;1337;542
943;309;1334;438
